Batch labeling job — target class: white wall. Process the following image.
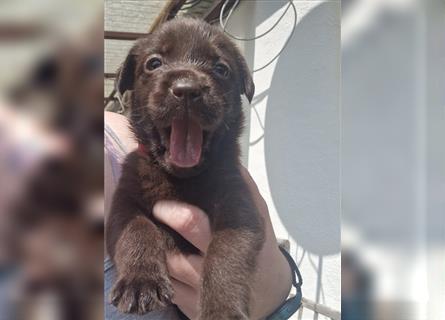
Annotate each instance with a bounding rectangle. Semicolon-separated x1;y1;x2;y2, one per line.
227;1;341;318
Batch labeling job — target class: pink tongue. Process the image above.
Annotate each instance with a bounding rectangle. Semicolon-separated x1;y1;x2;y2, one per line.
169;117;203;168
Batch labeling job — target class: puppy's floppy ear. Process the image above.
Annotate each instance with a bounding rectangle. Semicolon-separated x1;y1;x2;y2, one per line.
115;52;137;96
237;56;255;103
116;36;152;95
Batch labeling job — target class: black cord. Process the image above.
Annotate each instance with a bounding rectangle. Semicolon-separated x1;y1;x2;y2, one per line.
180;0;203;11
219;0;298;73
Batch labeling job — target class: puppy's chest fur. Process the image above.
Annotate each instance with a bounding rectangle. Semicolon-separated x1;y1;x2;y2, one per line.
124;151;239;228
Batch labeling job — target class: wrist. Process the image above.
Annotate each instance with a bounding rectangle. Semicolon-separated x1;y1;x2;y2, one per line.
274;247;294;303
265;246;303;320
252;246;293;320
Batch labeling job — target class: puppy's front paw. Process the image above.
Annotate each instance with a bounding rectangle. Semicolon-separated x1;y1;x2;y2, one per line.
110;273;173;314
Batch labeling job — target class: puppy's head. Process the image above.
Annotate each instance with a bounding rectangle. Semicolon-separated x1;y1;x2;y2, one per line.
116;18;254;177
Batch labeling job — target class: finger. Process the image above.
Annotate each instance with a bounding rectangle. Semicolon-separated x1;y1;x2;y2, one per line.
166;253;203;288
171;278;198;320
153;200;212;253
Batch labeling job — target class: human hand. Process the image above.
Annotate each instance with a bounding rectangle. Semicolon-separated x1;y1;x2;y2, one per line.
153;166;292;319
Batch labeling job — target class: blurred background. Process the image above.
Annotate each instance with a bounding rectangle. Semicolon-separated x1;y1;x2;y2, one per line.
342;0;445;319
0;0;103;319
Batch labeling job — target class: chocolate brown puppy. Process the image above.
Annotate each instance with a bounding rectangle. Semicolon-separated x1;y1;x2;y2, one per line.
106;18;264;320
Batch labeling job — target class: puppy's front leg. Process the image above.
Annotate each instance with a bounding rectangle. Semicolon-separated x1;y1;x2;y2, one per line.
199;200;264;320
107;213;173;314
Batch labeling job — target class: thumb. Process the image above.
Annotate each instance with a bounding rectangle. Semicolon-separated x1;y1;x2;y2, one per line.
153;200;212;253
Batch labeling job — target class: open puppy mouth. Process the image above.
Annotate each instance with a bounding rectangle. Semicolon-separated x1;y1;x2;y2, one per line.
159;117;210;168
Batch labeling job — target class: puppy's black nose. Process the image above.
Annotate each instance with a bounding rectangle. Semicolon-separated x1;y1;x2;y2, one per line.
171;79;202;101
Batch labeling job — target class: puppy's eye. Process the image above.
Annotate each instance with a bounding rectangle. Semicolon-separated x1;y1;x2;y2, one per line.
145;57;162;71
214;63;229;77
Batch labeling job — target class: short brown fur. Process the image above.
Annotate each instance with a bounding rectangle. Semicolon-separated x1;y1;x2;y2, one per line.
106;18;264;320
